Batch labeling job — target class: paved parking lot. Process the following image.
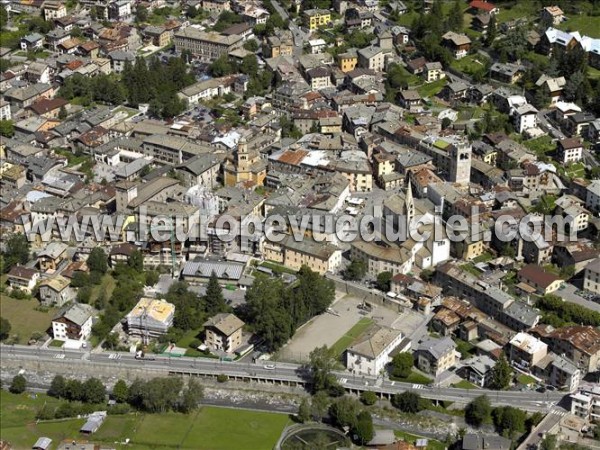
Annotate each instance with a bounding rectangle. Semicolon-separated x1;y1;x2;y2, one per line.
560;283;600;313
278;292;427;362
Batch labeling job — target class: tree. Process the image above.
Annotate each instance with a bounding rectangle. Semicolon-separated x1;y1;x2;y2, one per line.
167;282;203;332
465;395;492;427
87;247;108;274
3;233;30;271
103;332;119;350
376;271;393;291
329;396;361;428
112;379;129;403
83;377;106;404
344;259;367;281
205;271;227;316
485;14;497;46
135;5;148;23
441;117;453;130
65;379;85;401
72;272;90;288
360;391;378;406
243;39;259;52
48;375;66;398
0;6;7;28
209;55;235;77
145;270;159;286
493;406;526;438
310;391;330;421
297;397;311;423
58;106;68;120
179;378;203;413
308;345;341;395
391;352;413;378
489;353;512;390
446;0;463;32
352;411;374;445
10;374;26;394
540;434;557;450
0;317;11;340
128;250;143;272
391;392;423;413
240;54;259;75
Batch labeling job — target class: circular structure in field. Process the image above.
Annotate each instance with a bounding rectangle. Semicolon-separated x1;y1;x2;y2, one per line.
277;424;350;450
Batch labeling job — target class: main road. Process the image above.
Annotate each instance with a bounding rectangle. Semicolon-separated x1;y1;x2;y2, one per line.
1;345;564;412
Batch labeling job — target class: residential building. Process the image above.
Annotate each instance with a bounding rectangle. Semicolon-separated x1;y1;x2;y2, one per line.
458;355;496;387
490;62;524;84
535;75;566;105
126;298;175;338
507;332;548;369
531;325;600;374
585;180;600;213
204;313;244;353
517;264;562;295
468;0;499;15
441;31;471;59
6;265;40;293
174;28;243;62
43;1;67;21
424;62;444;83
541;6;564;25
462;434;511;450
415;336;457;376
108;50;135;74
357;46;385;72
0;100;11;121
20;33;45;51
265;31;294;58
303;9;331;31
308;38;327;54
345;325;404;375
37;242;68;271
263;235;342;275
511;103;538;133
38;275;75;307
202;0;230;13
583;258;600;294
144;26;171;47
570;385;600;422
52;303;94;342
557;137;584;164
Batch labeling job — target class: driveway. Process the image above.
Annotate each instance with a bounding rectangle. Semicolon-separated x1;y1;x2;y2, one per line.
558;283;600;313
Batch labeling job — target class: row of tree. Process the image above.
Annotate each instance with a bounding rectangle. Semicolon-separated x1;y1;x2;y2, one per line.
58;55;195;119
239;266;335;351
297;394;374;445
465;394;539;439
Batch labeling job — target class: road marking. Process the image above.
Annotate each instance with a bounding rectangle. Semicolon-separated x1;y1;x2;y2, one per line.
54;354;65;359
550;410;567;416
109;353;121;360
339;378;347;384
412;384;424;390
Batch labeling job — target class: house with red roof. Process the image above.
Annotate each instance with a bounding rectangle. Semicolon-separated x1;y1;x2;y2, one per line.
468;0;499;15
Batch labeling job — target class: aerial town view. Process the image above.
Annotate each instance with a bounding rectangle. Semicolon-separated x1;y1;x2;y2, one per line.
1;0;600;448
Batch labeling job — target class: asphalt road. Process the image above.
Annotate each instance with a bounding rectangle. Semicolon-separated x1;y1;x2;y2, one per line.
1;345;565;412
270;0;307;50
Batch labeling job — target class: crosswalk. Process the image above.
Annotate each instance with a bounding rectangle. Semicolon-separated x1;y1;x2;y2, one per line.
108;353;121;360
549;409;567;417
412;384;425;390
339;378;348;384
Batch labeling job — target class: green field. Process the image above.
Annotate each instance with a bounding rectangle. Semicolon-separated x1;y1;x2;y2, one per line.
566;162;586;179
391;370;433;385
496;3;537;24
451;54;488;77
330;317;374;357
557;14;600;38
393;430;447;450
0;294;57;344
0;390;291;450
517;374;538;385
417;79;446;99
452;380;480;390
